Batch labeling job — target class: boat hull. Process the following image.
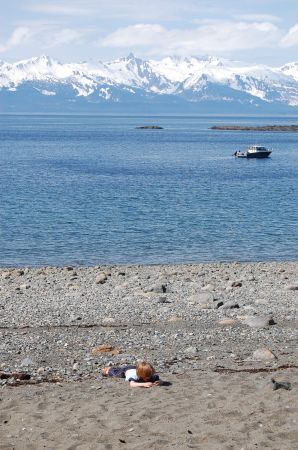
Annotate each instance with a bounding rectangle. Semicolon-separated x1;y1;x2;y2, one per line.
246;151;271;158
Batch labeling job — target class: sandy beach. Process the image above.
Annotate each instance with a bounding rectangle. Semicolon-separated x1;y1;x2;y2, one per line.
1;262;298;449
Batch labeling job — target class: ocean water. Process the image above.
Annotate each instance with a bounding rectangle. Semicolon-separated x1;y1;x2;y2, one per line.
0;114;297;267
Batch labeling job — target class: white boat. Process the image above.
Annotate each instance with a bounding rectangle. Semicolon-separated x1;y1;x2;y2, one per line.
234;145;272;159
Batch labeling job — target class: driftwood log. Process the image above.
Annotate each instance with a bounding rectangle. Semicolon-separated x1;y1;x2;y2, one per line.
0;371;31;380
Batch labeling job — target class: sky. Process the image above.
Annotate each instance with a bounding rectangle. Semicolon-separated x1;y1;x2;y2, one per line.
1;0;298;65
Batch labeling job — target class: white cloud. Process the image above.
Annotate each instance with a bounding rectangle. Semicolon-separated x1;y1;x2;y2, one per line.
233;14;281;23
27;0;201;21
101;24;165;47
280;23;298;47
0;25;84;54
99;20;281;55
0;27;31;53
44;29;83;48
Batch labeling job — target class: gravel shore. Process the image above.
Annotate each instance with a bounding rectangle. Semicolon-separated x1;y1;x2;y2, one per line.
1;261;298;449
1;261;297;382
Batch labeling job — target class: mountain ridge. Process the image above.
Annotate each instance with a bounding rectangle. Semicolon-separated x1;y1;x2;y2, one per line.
1;54;298;113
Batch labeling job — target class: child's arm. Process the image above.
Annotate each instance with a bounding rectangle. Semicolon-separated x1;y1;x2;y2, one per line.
129;380;154;388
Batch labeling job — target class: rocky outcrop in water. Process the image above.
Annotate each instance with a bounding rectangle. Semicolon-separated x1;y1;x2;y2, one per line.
211;125;298;131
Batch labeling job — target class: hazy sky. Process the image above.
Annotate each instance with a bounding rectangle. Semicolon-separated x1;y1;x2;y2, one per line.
1;0;298;64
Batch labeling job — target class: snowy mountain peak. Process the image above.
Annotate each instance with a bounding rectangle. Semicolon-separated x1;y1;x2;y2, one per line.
126;52;137;60
207;56;224;66
280;61;298;82
15;55;56;69
34;55;55;64
1;54;298;112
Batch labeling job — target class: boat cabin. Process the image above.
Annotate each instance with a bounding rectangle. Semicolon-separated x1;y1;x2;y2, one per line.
248;145;268;153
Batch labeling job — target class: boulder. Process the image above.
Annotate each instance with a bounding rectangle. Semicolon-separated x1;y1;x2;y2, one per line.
95;273;108;284
185;346;199;355
244;316;276;328
102;317;116;325
285;285;298;291
220;300;240;310
217;318;237;326
1;271;12;279
20;357;35;367
252;348;277;361
15;269;24;276
188;292;214;309
201;284;215;291
146;283;167;294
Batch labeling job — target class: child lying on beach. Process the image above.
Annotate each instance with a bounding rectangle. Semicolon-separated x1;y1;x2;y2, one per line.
102;361;162;388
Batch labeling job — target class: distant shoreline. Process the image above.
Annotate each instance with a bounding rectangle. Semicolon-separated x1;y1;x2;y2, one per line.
210;124;298;131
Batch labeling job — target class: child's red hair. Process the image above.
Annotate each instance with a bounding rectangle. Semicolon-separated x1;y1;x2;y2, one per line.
136;361;155;380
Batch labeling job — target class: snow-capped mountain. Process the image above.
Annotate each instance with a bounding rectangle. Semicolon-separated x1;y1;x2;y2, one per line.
1;54;298;113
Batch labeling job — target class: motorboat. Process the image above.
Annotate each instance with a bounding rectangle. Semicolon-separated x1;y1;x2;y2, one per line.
234;145;272;158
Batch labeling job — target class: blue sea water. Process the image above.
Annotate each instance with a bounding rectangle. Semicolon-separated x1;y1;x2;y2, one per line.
0;114;297;267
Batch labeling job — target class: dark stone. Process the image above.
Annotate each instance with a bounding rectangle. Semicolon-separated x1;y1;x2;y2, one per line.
271;379;292;391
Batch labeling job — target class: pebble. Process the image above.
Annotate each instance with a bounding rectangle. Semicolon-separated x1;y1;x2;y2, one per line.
228;280;243;288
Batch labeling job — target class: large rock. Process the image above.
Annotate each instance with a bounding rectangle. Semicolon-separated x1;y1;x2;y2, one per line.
20;357;35;367
188;292;214;309
227;280;242;289
220;300;240;310
244;316;276;328
232;281;242;287
285;285;298;291
217;318;237;326
102;317;116;326
185;346;199;355
15;269;25;276
201;284;215;291
252;348;277;361
145;283;167;294
95;273;108;284
1;271;12;279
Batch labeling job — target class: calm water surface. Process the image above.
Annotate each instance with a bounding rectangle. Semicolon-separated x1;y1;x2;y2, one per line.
0;115;297;266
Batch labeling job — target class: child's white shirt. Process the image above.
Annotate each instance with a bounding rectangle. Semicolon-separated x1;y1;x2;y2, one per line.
125;369;139;382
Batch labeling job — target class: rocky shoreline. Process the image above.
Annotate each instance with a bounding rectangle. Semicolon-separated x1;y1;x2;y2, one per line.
1;262;297;386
